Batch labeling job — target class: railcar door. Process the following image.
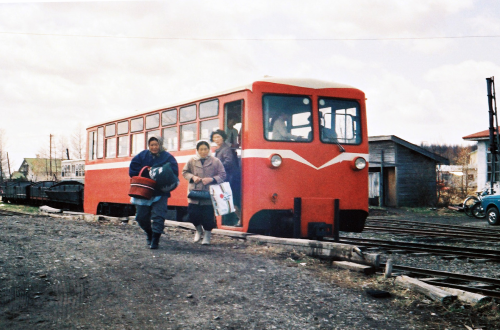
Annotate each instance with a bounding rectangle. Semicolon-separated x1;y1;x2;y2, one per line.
222;100;243;226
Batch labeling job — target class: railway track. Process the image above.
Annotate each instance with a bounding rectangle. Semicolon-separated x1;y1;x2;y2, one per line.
338;236;500;261
0;209;30;217
384;264;500;299
363;218;500;241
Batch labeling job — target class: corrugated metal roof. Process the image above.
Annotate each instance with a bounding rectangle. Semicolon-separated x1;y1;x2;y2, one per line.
369;135;450;164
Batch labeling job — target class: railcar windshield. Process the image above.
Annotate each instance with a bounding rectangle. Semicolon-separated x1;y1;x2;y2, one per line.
318;98;361;145
263;95;312;142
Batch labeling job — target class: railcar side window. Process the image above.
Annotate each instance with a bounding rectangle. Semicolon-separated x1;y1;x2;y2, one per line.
263;95;312;142
146;130;160;143
131;133;145;155
180;123;197;150
163;127;178;151
180;105;196;123
131;118;144;132
88;131;96;160
117;121;129;135
162;109;177;126
199;99;219;119
118;136;129;157
146;114;160;129
105;124;116;137
106;138;116;158
318;98;361;145
96;127;104;158
200;119;219;141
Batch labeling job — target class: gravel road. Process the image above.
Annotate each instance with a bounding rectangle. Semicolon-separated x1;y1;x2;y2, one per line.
0;210;498;329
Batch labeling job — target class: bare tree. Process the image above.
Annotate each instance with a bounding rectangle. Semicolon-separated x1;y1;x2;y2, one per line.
456;146;473;196
71;123;86;160
57;134;70;160
0;129;7;182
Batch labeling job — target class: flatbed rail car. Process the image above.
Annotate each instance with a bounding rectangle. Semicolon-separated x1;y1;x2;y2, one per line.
85;77;369;238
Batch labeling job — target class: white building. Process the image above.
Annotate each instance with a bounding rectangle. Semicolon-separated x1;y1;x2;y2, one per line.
463;129;499;193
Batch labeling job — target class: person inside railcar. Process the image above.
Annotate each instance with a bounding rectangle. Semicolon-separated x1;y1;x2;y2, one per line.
225;116;239;149
211;130;241;226
182;140;226;245
129;137;179;249
271;112;299;141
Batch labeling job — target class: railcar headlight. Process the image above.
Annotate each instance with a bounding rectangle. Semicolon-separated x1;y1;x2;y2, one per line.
354;157;367;170
269;154;283;168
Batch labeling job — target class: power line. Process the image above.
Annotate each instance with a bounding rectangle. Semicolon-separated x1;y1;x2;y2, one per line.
1;31;500;41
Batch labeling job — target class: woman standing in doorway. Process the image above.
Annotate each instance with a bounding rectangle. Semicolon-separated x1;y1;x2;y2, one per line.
182;140;226;245
211;130;241;225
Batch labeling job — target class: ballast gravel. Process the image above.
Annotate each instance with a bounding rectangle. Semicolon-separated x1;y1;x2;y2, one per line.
0;209;498;329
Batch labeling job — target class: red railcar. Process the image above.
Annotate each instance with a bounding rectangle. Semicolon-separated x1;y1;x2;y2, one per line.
85;77;369;238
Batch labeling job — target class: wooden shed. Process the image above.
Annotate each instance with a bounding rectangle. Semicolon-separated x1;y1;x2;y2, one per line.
369;136;449;207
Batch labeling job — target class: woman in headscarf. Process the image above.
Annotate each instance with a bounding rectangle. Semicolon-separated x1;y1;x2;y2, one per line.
211;129;241;225
182;140;226;245
129;137;178;249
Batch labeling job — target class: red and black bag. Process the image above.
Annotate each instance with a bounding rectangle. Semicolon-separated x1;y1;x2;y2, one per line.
128;166;156;199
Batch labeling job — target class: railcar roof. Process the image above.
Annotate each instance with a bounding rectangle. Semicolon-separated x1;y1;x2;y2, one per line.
88;77;358;129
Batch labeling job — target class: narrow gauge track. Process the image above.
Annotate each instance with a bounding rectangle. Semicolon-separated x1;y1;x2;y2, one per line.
338;237;500;261
363;219;500;241
382;264;500;299
0;209;29;217
368;217;500;234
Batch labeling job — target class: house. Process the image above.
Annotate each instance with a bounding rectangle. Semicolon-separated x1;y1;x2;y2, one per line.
18;158;61;182
463;128;500;193
369;136;449;207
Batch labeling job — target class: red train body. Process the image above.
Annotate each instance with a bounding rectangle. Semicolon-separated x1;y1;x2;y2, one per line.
85;78;369;238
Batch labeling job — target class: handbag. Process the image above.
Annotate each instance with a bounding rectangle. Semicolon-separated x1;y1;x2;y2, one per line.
209;182;236;216
128;166;156;199
188;189;211;200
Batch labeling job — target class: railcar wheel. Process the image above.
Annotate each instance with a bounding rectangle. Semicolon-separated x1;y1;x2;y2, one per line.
486;207;500;226
463;196;480;217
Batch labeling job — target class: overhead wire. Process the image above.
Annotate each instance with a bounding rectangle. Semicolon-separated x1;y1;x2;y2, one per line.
0;31;500;41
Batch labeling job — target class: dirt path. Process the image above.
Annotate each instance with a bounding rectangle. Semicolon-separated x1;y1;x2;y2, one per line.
0;213;488;329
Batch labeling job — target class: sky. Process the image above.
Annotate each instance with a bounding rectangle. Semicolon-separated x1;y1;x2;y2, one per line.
1;0;500;169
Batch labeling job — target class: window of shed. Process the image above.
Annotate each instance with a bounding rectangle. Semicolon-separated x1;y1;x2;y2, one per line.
146;114;160;129
131;118;144;132
162;109;177;126
199;99;219;119
180;105;196;122
117;121;129;135
105;124;116;137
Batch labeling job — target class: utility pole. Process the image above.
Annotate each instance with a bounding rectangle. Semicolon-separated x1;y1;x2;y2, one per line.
7;152;11;180
487;77;499;194
49;134;53;178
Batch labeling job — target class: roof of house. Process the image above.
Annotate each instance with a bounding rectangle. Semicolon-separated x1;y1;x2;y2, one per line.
463;128;497;141
369;135;450;164
11;171;26;180
20;158;62;172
